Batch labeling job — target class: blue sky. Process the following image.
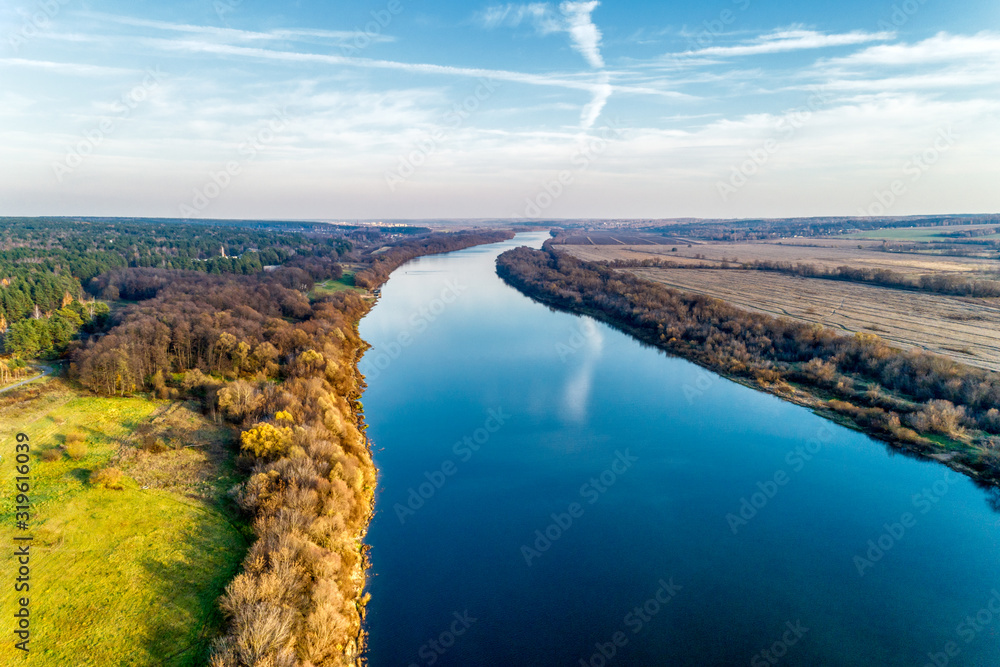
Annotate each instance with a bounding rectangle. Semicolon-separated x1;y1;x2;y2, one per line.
1;0;998;219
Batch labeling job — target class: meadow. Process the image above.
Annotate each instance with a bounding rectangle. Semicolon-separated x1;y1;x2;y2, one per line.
0;379;245;666
310;269;366;297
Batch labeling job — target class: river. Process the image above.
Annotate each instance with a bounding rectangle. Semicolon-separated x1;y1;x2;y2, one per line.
358;231;1000;666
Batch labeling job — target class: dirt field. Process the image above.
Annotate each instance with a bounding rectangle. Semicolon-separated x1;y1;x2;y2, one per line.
562;242;1000;279
626;268;1000;372
553;231;694;246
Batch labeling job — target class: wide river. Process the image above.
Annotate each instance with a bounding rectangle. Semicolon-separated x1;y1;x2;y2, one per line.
359;232;1000;666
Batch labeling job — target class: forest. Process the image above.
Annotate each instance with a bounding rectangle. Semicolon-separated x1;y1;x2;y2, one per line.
38;221;517;666
0;217;363;361
497;245;1000;484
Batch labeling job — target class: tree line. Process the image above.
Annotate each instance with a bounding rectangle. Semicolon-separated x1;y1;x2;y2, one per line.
497;246;1000;483
71;267;374;665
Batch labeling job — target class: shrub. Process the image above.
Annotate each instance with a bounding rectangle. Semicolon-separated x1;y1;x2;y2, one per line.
907;400;967;438
91;467;125;490
65;433;88;460
40;448;62;462
142;436;170;453
983;408;1000;435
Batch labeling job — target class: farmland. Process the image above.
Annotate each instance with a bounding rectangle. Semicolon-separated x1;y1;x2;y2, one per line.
0;378;245;666
626;267;1000;372
553;223;1000;373
559;240;1000;279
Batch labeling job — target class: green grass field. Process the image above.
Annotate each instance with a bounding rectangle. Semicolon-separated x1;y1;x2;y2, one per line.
848;227;1000;241
310;270;366;298
0;379;245;666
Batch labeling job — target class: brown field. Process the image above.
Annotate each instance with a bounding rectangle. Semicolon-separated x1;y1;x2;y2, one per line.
562;241;1000;279
626;267;1000;372
553;231;694;246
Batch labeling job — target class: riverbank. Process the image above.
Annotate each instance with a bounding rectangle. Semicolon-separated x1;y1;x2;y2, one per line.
496;245;1000;488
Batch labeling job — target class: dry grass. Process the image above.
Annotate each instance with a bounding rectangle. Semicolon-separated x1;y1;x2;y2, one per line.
628;267;1000;372
117;401;239;500
561;240;1000;279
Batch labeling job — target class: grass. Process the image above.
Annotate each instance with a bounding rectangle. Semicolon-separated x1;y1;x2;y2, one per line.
0;379;246;666
848;227;1000;241
310;270;366;298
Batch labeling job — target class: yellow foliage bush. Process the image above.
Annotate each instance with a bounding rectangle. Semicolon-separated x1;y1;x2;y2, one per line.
240;422;293;459
91;466;125;490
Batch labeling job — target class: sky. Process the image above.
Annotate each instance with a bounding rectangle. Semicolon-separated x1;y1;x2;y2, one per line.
0;0;998;220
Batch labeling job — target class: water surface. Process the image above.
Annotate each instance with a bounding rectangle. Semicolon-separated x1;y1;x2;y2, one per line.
360;232;1000;666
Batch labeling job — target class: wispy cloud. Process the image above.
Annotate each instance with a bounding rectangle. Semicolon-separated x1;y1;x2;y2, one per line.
480;3;556;31
0;58;134;76
135;37;686;101
683;28;895;58
479;2;609;127
581;72;612;128
74;11;396;45
479;1;605;68
822;31;1000;67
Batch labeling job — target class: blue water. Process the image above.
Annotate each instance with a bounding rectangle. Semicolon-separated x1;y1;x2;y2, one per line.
359;232;1000;667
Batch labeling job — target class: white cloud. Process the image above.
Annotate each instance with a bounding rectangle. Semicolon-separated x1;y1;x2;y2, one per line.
580;72;612;128
822;31;1000;67
480;2;609;127
0;58;134;76
74;11;396;45
480;3;556;31
560;2;605;68
479;1;605;68
683;28;895;58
